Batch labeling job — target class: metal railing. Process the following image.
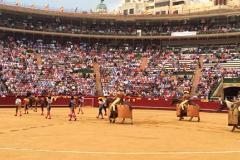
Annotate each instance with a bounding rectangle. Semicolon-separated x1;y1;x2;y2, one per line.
224;77;240;83
210;78;223;98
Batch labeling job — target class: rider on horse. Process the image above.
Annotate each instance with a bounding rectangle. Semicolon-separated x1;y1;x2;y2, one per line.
225;99;240;131
109;91;125;123
179;93;191;120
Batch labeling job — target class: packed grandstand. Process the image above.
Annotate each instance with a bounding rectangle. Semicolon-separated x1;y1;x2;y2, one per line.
0;3;239;100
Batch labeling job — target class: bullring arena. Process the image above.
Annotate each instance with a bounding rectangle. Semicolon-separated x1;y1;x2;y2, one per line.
0;107;240;160
1;1;240;160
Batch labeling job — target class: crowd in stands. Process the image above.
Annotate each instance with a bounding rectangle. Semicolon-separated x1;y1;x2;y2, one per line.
1;14;240;36
0;36;197;97
0;35;239;98
0;77;8;96
100;47;197;98
0;36;96;96
197;46;240;98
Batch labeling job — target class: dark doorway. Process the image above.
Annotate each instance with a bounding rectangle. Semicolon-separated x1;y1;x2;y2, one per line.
224;87;240;100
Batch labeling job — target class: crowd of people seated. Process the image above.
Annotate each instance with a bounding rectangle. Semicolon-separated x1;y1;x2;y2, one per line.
100;46;196;98
0;35;239;98
0;36;96;96
0;77;8;96
100;45;240;99
197;46;240;98
1;14;240;36
0;37;196;98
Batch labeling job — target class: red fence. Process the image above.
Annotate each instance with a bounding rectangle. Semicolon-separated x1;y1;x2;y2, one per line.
0;96;221;111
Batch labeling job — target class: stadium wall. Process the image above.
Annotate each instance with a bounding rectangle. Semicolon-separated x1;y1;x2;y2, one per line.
0;96;221;112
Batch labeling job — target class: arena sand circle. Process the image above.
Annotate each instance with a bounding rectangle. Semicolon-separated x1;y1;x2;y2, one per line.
0;108;240;160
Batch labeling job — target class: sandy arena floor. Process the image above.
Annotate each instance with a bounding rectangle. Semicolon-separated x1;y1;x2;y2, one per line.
0;107;240;160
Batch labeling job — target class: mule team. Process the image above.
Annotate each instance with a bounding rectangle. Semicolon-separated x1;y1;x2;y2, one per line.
14;92;240;131
14;92;133;123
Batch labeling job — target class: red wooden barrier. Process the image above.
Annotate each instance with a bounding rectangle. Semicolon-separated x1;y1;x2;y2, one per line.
0;96;221;111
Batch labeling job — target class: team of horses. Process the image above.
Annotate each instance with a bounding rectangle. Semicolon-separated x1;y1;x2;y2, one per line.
22;96;58;114
173;97;240;131
105;97;133;124
21;96;133;124
21;95;240;131
172;98;200;122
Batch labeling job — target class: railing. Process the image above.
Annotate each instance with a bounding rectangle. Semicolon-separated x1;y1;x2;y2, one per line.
173;71;194;75
76;68;94;74
2;26;240;40
209;77;240;98
0;96;221;111
210;78;223;98
224;77;240;83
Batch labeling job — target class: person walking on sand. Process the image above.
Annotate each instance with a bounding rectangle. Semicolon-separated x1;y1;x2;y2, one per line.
45;96;52;119
15;96;22;116
69;96;77;121
96;98;104;119
77;95;84;114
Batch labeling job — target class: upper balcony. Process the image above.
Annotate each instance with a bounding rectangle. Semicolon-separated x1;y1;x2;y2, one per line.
1;3;240;40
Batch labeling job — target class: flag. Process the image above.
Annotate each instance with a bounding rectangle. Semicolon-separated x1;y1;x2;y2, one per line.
30;3;35;9
59;6;64;12
44;4;49;10
75;7;78;13
15;0;20;6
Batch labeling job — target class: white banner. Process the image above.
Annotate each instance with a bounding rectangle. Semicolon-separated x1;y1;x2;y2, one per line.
171;31;197;37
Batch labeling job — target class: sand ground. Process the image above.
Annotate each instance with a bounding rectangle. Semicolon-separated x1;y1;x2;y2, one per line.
0;108;240;160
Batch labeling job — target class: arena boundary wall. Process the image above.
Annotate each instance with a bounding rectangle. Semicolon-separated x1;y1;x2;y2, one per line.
0;96;221;112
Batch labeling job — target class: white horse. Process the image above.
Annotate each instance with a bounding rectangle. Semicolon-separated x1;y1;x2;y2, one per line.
224;100;240;131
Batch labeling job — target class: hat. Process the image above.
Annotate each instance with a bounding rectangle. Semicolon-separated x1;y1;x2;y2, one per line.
184;91;189;94
98;97;104;100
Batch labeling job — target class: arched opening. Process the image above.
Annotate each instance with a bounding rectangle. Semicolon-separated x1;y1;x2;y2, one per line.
224;87;240;100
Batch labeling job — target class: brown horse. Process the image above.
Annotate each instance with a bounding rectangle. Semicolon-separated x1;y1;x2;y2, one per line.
33;96;40;112
108;97;133;124
107;97;117;123
173;99;200;122
117;103;133;124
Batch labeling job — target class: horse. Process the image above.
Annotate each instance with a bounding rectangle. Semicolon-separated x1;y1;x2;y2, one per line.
107;96;133;124
118;102;133;124
32;96;40;112
223;100;240;132
108;97;119;123
172;98;200;122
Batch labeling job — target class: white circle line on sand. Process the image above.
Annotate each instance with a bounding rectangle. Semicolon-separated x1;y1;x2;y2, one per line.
1;147;240;155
